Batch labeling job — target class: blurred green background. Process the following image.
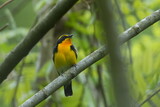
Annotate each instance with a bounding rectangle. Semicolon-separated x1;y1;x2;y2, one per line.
0;0;160;107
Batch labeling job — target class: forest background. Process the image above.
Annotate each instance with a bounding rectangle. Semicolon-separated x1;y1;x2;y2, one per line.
0;0;160;107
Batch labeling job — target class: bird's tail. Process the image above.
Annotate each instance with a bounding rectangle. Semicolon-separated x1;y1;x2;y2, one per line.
64;81;73;97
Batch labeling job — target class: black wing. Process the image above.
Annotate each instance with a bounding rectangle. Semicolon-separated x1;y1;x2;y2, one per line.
70;45;78;59
53;45;58;61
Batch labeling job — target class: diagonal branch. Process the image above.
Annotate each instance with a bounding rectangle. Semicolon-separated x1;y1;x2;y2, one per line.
139;88;160;106
0;0;78;84
0;0;13;9
0;24;8;31
19;9;160;107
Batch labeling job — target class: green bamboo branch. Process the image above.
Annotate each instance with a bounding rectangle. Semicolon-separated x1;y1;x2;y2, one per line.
0;0;78;84
19;9;160;107
97;0;131;106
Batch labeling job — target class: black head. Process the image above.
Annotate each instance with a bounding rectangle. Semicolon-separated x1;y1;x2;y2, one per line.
57;34;73;44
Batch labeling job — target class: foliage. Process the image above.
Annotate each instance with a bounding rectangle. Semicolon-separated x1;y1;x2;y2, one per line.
0;0;160;107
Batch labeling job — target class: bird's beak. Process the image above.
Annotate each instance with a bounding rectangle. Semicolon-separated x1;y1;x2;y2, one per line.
69;34;73;38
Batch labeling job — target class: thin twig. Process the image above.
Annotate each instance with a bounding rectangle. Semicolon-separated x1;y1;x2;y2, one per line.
11;59;25;107
139;88;160;106
0;24;8;31
76;70;90;107
114;0;133;64
77;85;85;107
0;0;30;24
0;0;13;9
97;65;108;107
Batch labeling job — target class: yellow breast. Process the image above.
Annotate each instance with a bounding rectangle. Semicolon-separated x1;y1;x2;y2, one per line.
54;43;76;73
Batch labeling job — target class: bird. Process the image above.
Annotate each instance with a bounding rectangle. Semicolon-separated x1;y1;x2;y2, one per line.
53;34;77;97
